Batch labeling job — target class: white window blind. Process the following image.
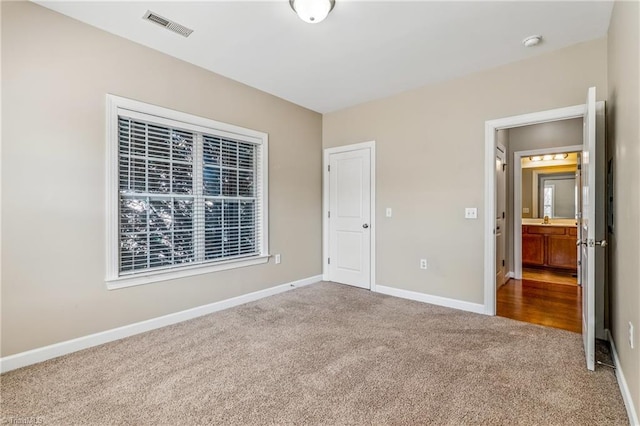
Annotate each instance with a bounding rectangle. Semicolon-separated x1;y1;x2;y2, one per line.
106;95;268;288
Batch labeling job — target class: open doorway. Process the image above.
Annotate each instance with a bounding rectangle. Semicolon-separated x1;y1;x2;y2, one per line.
485;90;606;371
520;150;581;287
496;120;584;333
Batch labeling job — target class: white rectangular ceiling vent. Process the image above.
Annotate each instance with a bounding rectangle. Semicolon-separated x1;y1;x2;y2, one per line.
143;11;193;38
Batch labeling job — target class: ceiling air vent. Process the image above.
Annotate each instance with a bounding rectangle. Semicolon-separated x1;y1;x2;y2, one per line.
143;11;193;38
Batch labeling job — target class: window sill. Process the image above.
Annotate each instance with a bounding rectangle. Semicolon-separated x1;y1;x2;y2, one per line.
106;255;270;290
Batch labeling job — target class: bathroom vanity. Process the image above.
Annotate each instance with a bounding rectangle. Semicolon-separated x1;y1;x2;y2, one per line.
522;224;578;271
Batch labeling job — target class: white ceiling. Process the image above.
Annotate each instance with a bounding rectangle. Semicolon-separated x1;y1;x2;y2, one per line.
35;1;614;113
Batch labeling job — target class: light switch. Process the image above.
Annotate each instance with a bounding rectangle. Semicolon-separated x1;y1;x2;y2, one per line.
386;208;392;218
523;207;530;214
465;208;478;219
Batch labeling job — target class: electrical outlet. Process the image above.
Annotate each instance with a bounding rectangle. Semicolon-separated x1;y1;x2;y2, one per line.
629;322;634;349
420;259;427;269
275;254;281;264
522;207;530;214
386;208;392;218
465;208;478;219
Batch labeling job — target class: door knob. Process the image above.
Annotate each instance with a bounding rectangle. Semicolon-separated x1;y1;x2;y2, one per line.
362;224;369;229
578;239;608;247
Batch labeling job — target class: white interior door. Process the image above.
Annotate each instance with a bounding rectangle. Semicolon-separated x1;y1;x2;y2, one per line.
576;157;583;286
328;149;371;289
495;145;507;286
581;86;605;371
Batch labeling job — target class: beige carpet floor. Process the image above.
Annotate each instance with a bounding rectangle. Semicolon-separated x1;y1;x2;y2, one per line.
1;282;628;425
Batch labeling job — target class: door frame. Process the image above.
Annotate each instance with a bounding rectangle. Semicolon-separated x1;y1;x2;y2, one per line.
495;143;508;287
512;145;583;280
322;141;376;291
484;104;587;315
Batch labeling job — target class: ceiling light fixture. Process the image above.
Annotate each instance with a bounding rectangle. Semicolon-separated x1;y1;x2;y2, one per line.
290;0;335;24
522;35;543;47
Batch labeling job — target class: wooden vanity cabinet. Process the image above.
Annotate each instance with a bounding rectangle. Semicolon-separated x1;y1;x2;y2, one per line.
522;234;544;265
522;225;577;271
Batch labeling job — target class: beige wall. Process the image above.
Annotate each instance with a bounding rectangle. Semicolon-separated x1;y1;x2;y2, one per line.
323;38;607;304
1;2;322;356
607;0;640;418
508;118;584;154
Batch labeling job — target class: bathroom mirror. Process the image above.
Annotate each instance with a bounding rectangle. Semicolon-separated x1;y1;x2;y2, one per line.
521;166;578;219
537;172;576;218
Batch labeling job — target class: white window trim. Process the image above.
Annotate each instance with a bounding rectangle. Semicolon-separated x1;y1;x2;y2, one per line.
105;94;269;290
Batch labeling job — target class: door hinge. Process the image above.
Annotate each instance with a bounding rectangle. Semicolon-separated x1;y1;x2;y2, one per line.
502;211;505;219
328;258;330;264
328;211;330;218
502;163;507;171
502;260;505;267
328;165;330;172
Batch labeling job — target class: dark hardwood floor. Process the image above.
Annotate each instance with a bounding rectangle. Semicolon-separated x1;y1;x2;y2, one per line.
497;278;582;333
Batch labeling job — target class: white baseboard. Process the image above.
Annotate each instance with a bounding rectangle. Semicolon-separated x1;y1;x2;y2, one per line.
0;275;322;374
375;285;485;315
606;329;640;426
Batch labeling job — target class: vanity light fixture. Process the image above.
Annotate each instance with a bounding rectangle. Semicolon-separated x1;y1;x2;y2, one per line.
529;153;569;162
290;0;335;24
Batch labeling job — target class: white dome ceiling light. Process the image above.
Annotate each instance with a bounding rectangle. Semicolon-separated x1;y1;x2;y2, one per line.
522;35;543;47
290;0;335;24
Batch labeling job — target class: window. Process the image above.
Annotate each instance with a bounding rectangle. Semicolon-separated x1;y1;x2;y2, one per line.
106;95;268;289
543;184;554;217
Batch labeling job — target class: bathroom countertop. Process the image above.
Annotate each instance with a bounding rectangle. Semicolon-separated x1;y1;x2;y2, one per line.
521;218;578;227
